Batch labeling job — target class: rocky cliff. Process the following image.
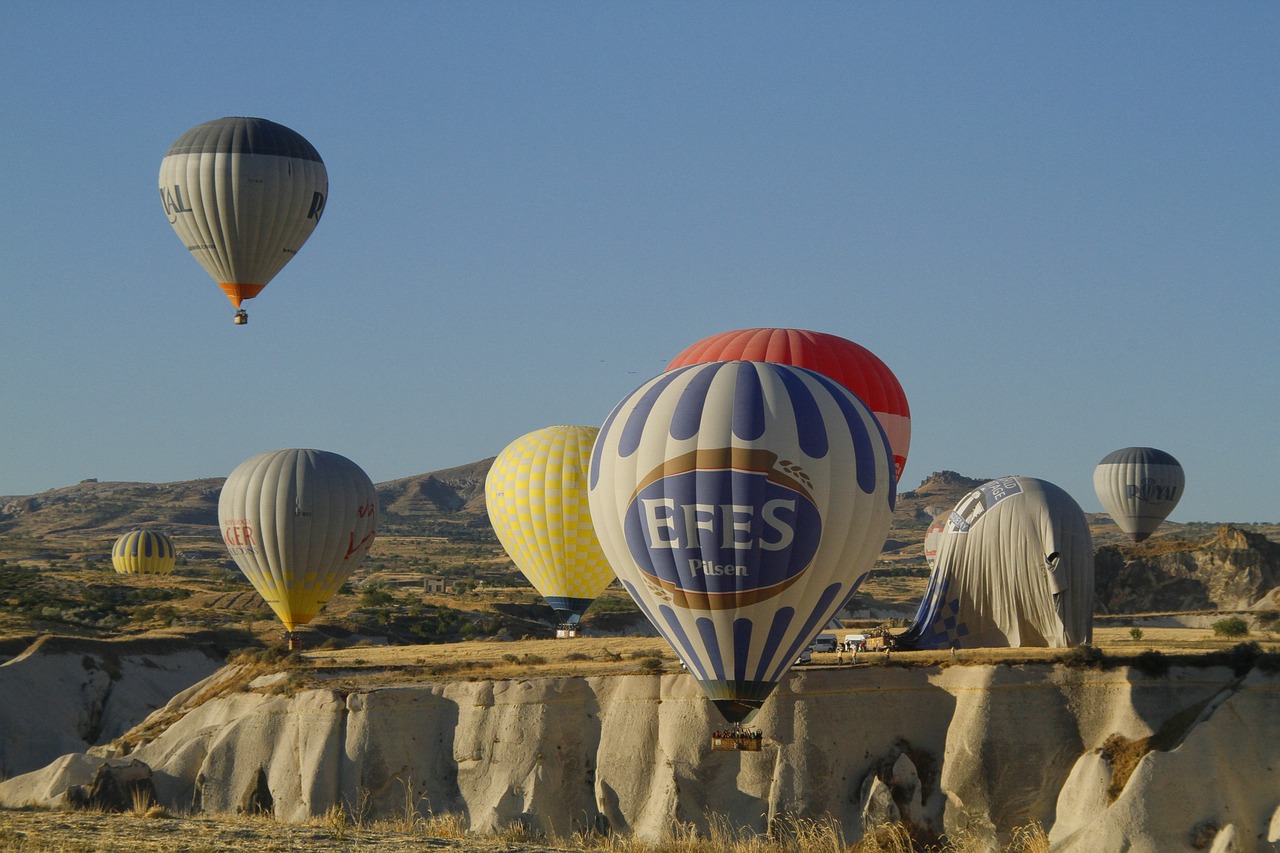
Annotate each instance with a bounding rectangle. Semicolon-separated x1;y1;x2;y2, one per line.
0;635;224;779
2;659;1276;851
1096;525;1280;613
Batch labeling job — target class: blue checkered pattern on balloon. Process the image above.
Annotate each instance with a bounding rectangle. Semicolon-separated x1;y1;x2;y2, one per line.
920;578;969;649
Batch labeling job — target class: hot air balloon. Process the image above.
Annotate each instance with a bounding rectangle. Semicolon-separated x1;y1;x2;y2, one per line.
219;449;377;647
1093;447;1184;543
666;328;911;481
897;476;1094;650
485;425;616;633
923;516;946;570
159;117;328;325
588;361;896;725
111;529;177;575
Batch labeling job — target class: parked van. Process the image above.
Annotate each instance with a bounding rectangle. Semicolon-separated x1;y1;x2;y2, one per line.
811;633;838;653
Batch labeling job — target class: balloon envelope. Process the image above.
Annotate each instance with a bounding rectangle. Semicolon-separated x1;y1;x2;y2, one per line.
666;328;911;480
485;425;615;623
1093;447;1184;543
218;449;377;632
923;517;946;570
899;476;1094;649
111;529;176;575
588;361;896;722
159;117;327;312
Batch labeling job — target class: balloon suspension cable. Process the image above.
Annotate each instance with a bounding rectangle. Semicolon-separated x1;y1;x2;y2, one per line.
233;309;249;325
711;723;764;752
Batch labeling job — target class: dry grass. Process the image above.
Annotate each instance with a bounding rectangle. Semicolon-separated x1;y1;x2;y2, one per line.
1099;733;1151;802
0;806;522;851
299;636;677;688
0;806;1052;853
283;626;1275;690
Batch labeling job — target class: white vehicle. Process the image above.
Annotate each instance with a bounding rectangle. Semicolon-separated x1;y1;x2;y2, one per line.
843;633;868;651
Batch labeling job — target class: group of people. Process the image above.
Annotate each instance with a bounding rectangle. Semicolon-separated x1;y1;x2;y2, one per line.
713;729;762;741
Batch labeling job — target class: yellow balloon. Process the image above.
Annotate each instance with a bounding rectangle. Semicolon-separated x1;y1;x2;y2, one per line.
485;426;615;623
111;529;177;575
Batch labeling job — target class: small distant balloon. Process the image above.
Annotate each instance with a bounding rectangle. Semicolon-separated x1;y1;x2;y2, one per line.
588;361;896;723
1093;447;1184;543
485;425;616;624
666;328;911;481
111;529;176;575
159;117;328;324
218;449;377;635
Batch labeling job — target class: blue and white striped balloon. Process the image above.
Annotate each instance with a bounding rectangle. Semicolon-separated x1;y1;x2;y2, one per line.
588;361;896;723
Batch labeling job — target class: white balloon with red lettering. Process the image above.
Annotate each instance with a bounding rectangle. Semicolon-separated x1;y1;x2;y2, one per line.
588;361;896;723
219;448;378;634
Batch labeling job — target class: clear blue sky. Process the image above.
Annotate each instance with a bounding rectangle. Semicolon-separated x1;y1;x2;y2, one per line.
2;3;1276;523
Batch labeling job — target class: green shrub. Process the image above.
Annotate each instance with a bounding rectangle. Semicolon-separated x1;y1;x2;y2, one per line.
1212;617;1249;638
360;584;394;607
1129;627;1144;641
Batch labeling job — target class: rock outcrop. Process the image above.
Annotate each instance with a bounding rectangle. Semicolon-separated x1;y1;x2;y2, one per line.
3;661;1277;851
896;471;989;524
0;636;223;779
1096;525;1280;613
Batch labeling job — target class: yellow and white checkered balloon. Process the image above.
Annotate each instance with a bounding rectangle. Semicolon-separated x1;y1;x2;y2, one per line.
485;426;615;622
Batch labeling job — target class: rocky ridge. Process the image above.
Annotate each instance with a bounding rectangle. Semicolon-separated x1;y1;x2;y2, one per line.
1095;525;1280;613
1;656;1276;851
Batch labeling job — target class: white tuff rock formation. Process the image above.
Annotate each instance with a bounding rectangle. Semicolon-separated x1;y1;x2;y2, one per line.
1;663;1277;851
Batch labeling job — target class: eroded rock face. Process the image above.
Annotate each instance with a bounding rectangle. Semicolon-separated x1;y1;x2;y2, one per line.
4;662;1276;850
0;637;224;779
1050;669;1279;852
1095;525;1280;613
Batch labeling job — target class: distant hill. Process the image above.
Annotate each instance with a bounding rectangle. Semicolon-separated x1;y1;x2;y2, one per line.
2;466;1277;615
375;458;495;537
0;479;224;538
893;470;990;526
0;465;984;542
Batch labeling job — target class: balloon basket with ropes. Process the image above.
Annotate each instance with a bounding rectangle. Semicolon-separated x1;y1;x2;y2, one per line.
233;309;249;325
711;725;763;752
555;622;581;639
285;631;303;652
